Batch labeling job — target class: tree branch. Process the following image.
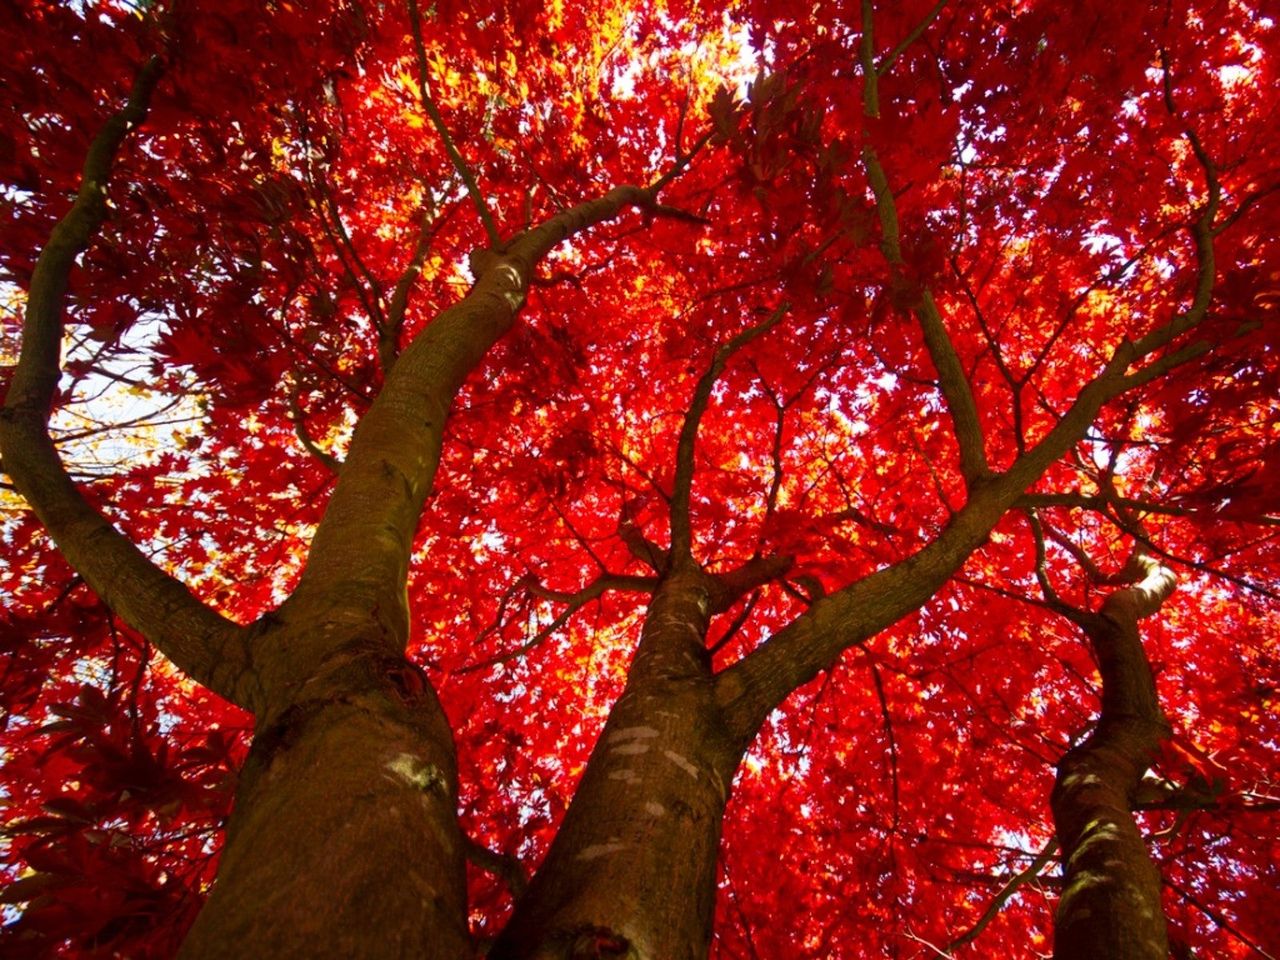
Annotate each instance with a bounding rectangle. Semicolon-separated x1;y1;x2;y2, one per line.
286;382;343;474
618;503;669;574
0;56;252;709
944;839;1059;953
458;574;656;673
859;1;989;486
877;0;949;76
1165;877;1278;960
706;553;793;613
1025;511;1085;623
318;181;387;331
463;836;528;900
869;660;901;834
1018;491;1280;524
648;128;715;195
712;244;1223;743
706;591;761;657
286;180;681;647
670;303;789;563
1120;519;1280;601
407;0;501;247
381;197;458;371
1038;505;1176;959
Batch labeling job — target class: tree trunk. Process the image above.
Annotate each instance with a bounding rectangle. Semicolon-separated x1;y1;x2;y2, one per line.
1051;556;1175;960
491;569;739;960
178;637;470;960
173;185;673;960
1051;716;1169;960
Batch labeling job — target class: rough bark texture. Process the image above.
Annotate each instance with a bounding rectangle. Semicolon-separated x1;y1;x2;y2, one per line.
492;569;739;960
1051;555;1176;960
178;640;469;960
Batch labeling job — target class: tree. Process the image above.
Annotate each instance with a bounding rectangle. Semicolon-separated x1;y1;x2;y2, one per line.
1;0;1277;957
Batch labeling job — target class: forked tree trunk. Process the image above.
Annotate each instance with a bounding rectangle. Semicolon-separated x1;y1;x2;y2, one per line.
491;569;741;960
173;181;669;960
1051;554;1176;960
177;637;470;960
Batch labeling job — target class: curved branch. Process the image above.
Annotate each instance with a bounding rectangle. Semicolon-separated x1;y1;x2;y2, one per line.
706;590;761;657
286;383;343;474
463;836;528;901
1025;511;1084;623
1121;520;1279;601
706;553;793;613
670;303;789;562
1049;542;1176;960
1029;488;1279;599
458;574;656;673
0;57;251;708
858;2;989;486
406;0;500;247
945;839;1059;953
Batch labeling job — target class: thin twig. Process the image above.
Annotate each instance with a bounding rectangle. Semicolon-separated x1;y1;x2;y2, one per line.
944;839;1059;952
877;0;949;76
868;660;901;834
458;574;655;673
670;304;790;561
406;0;500;246
1165;877;1277;960
707;590;762;657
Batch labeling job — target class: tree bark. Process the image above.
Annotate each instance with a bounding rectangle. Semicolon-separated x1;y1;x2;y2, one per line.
178;633;470;960
492;568;740;960
175;187;677;957
0;52;689;951
1051;554;1176;960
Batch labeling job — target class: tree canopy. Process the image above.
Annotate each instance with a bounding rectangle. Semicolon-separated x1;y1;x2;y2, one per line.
1;0;1277;958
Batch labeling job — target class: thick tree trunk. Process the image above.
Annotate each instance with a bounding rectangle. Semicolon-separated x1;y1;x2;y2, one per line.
1051;556;1175;960
178;638;470;960
492;570;739;960
174;187;672;959
1051;715;1169;960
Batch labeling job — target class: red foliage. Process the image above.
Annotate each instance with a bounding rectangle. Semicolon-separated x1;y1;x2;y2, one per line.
2;0;1277;957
